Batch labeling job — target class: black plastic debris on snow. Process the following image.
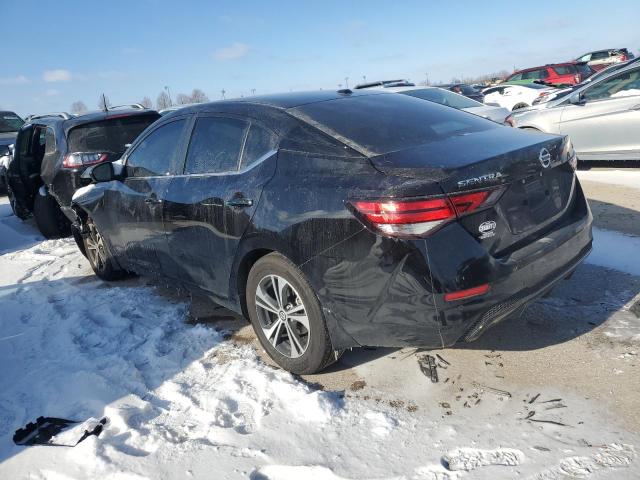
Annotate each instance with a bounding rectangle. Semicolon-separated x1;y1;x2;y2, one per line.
13;416;108;447
418;354;439;382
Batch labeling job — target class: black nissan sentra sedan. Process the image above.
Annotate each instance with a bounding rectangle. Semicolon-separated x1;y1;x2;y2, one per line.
71;90;592;374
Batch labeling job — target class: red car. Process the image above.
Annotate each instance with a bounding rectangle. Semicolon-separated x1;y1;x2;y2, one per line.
504;62;594;86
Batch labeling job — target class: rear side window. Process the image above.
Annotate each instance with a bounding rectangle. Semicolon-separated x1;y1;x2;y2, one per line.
553;65;576;75
522;69;549;80
240;123;278;170
67;114;160;157
127;119;186;177
290;93;494;156
591;51;609;60
184;116;248;174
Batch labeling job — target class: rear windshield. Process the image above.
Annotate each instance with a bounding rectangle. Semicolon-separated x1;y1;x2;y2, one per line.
289;94;495;155
576;63;593;75
0;113;24;133
67;114;160;156
400;88;480;109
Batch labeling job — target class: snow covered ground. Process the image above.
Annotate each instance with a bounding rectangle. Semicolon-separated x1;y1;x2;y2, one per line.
1;169;640;480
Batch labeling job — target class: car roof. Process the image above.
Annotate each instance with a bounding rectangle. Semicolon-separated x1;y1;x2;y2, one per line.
25;109;160;129
171;90;389;112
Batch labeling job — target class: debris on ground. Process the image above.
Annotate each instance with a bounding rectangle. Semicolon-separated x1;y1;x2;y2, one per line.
529;393;541;404
472;382;511;398
13;416;107;447
350;380;366;391
418;354;438;382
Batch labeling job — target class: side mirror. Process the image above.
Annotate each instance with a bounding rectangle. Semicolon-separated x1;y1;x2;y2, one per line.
90;162;116;183
569;93;585;105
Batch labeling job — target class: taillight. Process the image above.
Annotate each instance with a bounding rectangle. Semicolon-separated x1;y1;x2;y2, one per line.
63;152;109;168
504;114;516;127
350;189;501;238
574;74;580;83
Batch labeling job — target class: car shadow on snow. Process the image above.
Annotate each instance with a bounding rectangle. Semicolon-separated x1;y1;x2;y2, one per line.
457;262;640;352
0;202;44;255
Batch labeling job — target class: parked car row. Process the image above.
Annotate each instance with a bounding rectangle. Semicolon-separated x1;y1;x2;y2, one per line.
0;111;24;193
507;61;640;162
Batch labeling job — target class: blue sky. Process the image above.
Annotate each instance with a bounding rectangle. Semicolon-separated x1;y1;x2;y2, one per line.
1;0;638;116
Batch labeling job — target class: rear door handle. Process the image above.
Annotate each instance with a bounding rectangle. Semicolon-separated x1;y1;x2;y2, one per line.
226;197;253;208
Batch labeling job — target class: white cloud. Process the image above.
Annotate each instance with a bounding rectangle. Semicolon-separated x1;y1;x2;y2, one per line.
45;88;60;97
0;75;29;85
43;69;72;82
214;42;249;61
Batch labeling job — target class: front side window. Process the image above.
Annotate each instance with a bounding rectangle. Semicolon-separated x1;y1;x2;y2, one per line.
240;123;278;170
522;69;548;80
184;116;248;174
553;65;576;75
126;119;186;177
507;73;522;81
582;68;640;101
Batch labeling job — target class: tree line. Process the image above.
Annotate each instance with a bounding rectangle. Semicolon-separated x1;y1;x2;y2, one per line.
69;88;210;114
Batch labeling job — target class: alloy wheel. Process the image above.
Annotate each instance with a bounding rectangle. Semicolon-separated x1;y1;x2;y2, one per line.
85;222;107;271
255;274;310;358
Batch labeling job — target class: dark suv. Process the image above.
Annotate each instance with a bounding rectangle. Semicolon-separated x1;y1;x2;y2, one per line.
7;106;160;237
0;111;24;194
72;91;592;374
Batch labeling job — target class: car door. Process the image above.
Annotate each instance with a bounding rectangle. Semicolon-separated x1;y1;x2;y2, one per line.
95;117;189;275
559;67;640;158
162;114;278;301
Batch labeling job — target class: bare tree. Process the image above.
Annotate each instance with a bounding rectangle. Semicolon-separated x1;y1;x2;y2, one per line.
140;97;152;109
71;101;87;114
190;88;209;103
156;91;171;110
175;93;192;105
97;94;110;110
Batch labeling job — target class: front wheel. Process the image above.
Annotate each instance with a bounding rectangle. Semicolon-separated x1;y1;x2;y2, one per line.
246;253;336;374
512;102;529;111
83;218;128;281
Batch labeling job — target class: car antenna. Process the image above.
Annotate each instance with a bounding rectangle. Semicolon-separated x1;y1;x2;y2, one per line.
101;93;108;112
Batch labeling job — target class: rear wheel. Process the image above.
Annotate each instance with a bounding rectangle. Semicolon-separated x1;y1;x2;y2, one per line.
512;103;529;111
83;218;128;281
246;253;336;374
33;193;71;239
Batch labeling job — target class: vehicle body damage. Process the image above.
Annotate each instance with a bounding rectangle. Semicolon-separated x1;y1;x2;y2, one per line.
71;91;592;372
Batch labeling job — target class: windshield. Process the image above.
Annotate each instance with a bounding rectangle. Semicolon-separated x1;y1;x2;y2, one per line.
289;93;495;156
400;88;480;109
67;114;160;156
0;113;24;133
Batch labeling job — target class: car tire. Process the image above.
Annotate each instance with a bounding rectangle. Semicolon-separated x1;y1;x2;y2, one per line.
33;193;71;239
72;226;88;258
512;103;529;111
82;218;129;281
7;184;30;220
246;252;336;374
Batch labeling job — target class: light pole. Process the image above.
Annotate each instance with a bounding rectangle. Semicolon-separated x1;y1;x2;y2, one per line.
362;75;367;83
251;88;256;95
164;86;172;106
221;89;226;99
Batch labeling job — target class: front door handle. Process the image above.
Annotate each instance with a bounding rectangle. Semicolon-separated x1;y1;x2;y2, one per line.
226;197;253;208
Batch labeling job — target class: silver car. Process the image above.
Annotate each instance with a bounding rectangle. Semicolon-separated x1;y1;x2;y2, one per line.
509;63;640;161
357;84;510;123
